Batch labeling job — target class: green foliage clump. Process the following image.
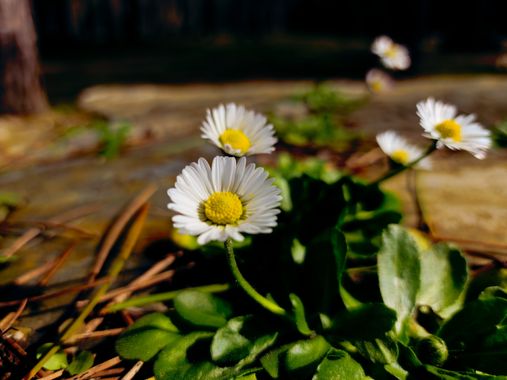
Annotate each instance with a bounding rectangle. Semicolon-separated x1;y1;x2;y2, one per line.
271;84;365;150
113;157;506;379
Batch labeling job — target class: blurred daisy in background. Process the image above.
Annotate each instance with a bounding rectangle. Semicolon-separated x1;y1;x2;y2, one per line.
366;69;394;93
371;35;411;71
376;130;431;169
201;103;277;156
167;156;282;245
416;98;491;159
496;53;507;70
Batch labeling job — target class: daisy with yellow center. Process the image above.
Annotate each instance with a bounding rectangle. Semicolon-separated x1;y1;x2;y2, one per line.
376;131;431;169
201;103;277;157
371;35;411;71
167;156;282;245
416;98;491;159
366;69;393;94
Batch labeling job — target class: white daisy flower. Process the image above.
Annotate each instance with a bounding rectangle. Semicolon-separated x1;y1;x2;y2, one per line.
366;69;394;93
371;35;411;71
376;130;431;169
416;98;491;159
201;103;277;157
167;156;282;245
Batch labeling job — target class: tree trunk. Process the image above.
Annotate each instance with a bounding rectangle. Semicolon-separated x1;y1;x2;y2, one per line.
0;0;48;114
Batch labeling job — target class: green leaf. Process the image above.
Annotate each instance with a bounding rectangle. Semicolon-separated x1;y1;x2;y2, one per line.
424;366;502;379
417;243;468;318
234;331;278;370
438;297;507;349
291;238;306;264
354;335;398;365
153;331;215;380
36;343;68;371
437;297;507;375
260;344;292;378
115;312;180;361
313;349;367;380
290;294;313;336
211;316;251;364
479;286;507;301
288;176;346;243
0;255;17;264
466;325;507;374
0;192;22;208
174;290;233;329
329;304;397;341
378;225;421;336
284;335;330;378
300;227;347;314
237;374;257;380
67;351;94;375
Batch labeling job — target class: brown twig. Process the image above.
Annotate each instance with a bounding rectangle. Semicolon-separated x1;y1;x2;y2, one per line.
13;220;96;239
87;184;157;284
82;317;104;334
92;368;124;377
75;254;177;310
65;328;124;344
13;260;56;285
37;370;64;380
39;243;76;286
0;277;111;309
65;356;122;380
120;311;134;326
0;298;27;331
121;361;143;380
97;253;178;313
1;203;100;259
3;335;27;357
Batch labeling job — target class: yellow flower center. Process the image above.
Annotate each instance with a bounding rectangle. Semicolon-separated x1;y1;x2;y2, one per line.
435;119;462;142
385;45;398;58
391;149;410;165
203;191;243;225
219;129;251;154
370;80;383;93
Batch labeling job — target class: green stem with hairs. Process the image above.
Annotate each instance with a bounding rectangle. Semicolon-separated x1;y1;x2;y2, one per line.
225;239;288;317
371;141;437;186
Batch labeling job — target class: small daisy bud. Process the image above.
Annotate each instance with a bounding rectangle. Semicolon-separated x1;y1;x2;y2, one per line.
416;335;448;366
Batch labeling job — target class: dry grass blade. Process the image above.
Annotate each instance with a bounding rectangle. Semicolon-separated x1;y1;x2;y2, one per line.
62;204;149;343
109;253;176;303
0;277;111;309
75;254;177;310
0;298;27;331
82;317;104;334
88;184;157;284
90;269;174;313
39;242;76;286
1;203;100;259
89;368;124;377
13;260;55;285
65;327;124;344
37;369;64;380
64;356;122;380
25;190;152;379
121;361;143;380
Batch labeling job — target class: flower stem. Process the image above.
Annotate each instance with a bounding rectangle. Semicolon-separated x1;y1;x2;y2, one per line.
371;141;437;186
225;239;287;317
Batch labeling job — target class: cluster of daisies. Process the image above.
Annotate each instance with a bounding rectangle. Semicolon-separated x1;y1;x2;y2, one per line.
167;104;281;245
377;98;491;170
366;35;411;94
167;99;491;245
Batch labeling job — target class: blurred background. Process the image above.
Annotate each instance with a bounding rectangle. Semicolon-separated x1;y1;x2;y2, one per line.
15;0;507;104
